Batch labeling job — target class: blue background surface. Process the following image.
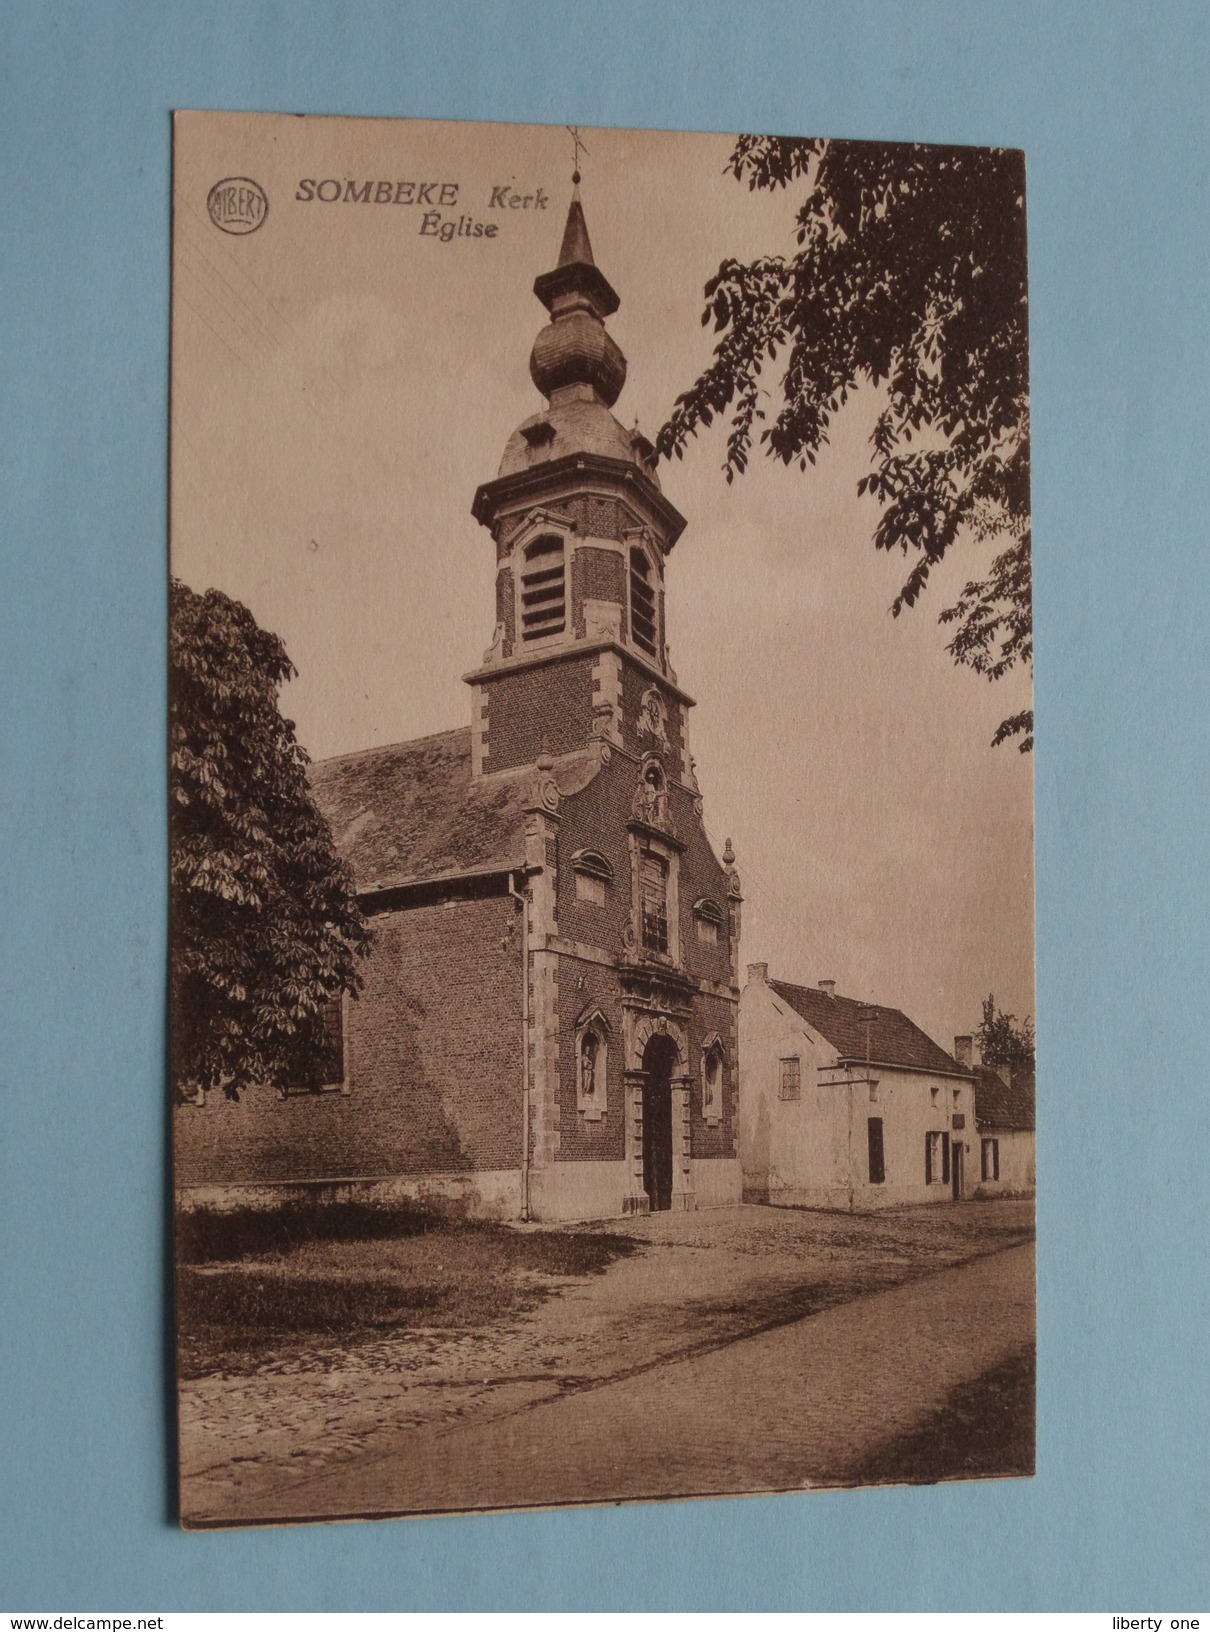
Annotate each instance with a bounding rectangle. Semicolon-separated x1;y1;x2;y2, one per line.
2;0;1207;1610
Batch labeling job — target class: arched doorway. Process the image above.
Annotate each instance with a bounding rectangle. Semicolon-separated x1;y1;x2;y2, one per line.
641;1033;679;1212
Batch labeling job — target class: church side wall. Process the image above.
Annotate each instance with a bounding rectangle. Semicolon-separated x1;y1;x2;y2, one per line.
174;895;524;1210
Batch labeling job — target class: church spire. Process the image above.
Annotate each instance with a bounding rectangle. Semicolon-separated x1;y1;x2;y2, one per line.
529;189;626;408
556;191;595;268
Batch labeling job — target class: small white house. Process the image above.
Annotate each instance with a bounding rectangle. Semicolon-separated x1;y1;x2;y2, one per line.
739;965;978;1210
953;1038;1036;1197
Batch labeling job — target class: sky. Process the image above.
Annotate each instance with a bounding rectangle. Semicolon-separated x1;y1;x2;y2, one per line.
171;111;1034;1052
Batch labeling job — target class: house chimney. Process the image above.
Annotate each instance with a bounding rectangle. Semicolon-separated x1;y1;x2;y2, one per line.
953;1034;973;1070
746;962;768;985
819;979;836;999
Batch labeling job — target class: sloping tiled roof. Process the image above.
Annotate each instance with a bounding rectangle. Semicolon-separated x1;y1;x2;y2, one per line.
769;979;968;1077
973;1063;1036;1132
309;727;529;894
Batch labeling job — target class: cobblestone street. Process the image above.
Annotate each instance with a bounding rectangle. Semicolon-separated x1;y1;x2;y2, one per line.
180;1200;1032;1525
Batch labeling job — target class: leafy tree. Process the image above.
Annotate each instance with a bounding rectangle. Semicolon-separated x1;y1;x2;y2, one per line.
977;993;1035;1074
658;137;1032;750
170;578;371;1101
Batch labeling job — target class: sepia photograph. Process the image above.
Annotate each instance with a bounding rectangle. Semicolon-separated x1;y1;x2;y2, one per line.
169;110;1035;1527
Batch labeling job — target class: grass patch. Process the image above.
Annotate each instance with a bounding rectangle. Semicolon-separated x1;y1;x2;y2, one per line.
175;1202;639;1379
175;1198;439;1265
844;1344;1035;1486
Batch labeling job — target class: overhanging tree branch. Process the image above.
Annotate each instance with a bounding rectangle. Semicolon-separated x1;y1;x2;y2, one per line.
658;137;1032;750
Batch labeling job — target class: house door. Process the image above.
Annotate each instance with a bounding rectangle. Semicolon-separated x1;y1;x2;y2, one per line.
951;1140;964;1200
641;1034;677;1212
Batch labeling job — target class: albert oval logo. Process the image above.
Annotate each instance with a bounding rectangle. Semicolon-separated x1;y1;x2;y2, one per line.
206;177;268;235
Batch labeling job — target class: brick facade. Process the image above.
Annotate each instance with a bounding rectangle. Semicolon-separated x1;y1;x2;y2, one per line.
542;731;741;1197
571;545;626;637
480;658;595;772
555;956;628;1161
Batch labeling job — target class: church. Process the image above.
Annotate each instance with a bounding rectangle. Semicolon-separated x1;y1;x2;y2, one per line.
174;188;745;1223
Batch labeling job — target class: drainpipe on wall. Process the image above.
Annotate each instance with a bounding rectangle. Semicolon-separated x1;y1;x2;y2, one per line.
846;1073;856;1213
508;872;531;1222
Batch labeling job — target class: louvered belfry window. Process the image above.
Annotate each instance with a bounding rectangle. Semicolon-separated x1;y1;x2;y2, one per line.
520;536;566;642
640;849;669;953
629;546;657;657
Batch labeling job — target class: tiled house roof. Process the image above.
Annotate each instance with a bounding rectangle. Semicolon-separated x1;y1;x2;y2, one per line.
309;727;530;894
769;979;969;1077
973;1063;1036;1132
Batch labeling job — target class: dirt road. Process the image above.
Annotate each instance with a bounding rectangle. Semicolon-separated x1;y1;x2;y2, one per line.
181;1202;1033;1525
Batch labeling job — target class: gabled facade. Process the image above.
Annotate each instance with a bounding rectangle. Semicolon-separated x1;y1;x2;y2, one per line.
739;965;978;1210
174;189;743;1222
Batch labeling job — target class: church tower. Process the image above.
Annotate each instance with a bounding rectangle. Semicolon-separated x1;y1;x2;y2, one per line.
467;187;689;774
465;186;744;1221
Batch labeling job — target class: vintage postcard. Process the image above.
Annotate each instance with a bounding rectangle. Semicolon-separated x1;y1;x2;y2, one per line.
170;111;1035;1526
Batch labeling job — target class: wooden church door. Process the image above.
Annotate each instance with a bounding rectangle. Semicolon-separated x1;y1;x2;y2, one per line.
641;1034;677;1212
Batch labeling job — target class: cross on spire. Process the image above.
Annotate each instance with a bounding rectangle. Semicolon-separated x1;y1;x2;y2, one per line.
565;125;590;189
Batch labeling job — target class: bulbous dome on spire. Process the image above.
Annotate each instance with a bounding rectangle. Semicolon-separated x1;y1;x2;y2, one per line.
530;311;627;406
528;192;627;408
489;186;665;494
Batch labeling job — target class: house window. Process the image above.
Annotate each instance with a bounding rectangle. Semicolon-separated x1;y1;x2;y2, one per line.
926;1130;951;1184
519;535;566;642
693;898;724;946
629;546;658;657
572;848;613;907
640;849;669;952
702;1037;724;1123
576;1012;609;1120
867;1117;886;1184
778;1057;801;1101
982;1137;1001;1181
